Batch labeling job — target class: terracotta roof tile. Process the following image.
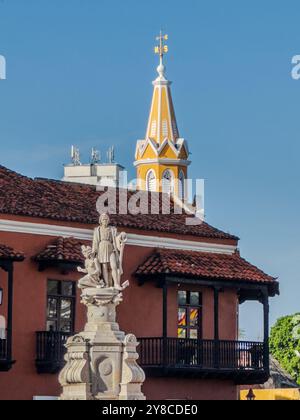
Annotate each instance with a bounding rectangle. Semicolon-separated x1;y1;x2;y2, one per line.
0;244;25;261
136;249;277;286
34;237;85;264
0;165;238;241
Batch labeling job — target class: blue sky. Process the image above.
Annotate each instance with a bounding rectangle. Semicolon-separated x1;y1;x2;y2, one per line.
0;0;299;339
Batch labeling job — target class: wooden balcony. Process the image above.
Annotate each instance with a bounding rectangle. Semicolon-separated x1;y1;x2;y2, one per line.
35;331;73;374
0;339;6;360
138;337;268;384
0;338;14;372
35;332;269;384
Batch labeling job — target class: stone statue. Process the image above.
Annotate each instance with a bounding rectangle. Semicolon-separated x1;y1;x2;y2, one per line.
59;212;145;400
92;213;127;290
77;245;103;289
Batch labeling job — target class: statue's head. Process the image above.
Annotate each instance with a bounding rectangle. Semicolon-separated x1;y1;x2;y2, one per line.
99;212;110;227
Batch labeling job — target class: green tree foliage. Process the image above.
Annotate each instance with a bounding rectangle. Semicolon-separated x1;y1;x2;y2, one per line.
270;314;300;385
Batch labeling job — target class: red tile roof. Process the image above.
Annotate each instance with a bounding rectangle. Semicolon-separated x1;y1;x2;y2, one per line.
136;249;277;286
34;237;85;264
0;165;238;241
0;244;25;262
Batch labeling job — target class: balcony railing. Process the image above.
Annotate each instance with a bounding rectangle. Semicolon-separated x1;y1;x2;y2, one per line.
35;332;268;384
36;331;73;374
138;338;268;384
0;338;14;372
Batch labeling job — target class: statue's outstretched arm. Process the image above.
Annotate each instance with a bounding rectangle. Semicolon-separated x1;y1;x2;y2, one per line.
116;232;127;251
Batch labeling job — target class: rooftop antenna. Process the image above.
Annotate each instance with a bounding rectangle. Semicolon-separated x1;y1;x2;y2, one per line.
107;146;115;164
91;147;101;164
71;145;81;166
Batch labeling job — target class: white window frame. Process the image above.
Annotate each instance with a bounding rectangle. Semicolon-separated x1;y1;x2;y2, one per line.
179;170;185;200
146;170;157;192
162;169;174;195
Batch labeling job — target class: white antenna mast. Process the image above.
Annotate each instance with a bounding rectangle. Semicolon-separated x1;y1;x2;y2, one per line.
91;147;101;164
71;145;81;166
107;146;115;164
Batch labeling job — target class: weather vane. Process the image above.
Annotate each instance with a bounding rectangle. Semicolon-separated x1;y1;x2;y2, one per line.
154;31;169;64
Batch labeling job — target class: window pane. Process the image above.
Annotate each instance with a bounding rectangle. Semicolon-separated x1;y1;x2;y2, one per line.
47;280;59;295
178;328;187;338
47;298;57;318
60;299;72;319
190;329;198;339
189;308;199;327
46;320;57;332
190;292;200;306
60;321;72;333
162;170;174;194
61;281;74;297
178;308;186;326
178;291;187;306
147;171;156;192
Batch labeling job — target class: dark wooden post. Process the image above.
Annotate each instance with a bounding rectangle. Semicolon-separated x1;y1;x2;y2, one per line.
213;287;220;368
262;290;270;375
162;281;168;367
6;263;13;362
214;287;220;341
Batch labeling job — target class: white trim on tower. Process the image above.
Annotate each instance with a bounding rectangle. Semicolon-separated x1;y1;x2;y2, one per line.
134;158;191;167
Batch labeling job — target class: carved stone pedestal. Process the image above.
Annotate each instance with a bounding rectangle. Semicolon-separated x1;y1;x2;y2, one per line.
59;287;145;401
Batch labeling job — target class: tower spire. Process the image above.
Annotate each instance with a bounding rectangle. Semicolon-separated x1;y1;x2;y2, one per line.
134;33;191;198
145;32;179;143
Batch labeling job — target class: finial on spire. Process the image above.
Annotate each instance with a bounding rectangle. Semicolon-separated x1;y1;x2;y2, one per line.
154;31;168;78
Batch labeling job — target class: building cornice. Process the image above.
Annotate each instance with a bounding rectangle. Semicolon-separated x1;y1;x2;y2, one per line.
0;218;236;255
134;158;191;168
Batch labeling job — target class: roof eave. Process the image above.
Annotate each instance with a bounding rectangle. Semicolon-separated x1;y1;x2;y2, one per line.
135;272;279;297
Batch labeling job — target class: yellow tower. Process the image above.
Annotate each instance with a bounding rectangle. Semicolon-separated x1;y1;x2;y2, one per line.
134;32;190;199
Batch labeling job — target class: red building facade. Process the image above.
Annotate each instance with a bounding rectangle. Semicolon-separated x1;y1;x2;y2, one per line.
0;166;279;400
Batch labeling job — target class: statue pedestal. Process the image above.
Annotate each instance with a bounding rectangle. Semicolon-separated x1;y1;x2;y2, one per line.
59;287;145;401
